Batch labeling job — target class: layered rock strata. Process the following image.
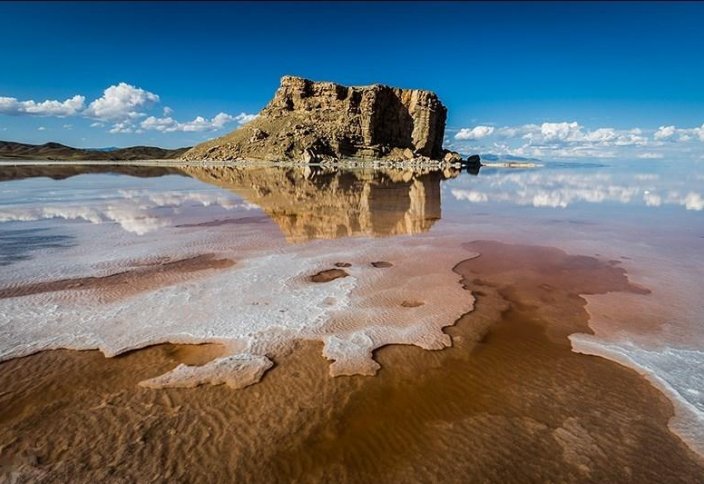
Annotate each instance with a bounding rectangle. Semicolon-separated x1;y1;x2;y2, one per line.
182;76;451;162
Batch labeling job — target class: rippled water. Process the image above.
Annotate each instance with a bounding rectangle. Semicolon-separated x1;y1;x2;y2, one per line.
0;159;702;480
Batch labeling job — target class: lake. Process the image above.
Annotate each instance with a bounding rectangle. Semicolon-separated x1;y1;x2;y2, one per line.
0;160;702;481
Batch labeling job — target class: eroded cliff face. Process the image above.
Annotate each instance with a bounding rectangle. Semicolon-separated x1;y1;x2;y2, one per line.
182;76;448;162
181;166;457;242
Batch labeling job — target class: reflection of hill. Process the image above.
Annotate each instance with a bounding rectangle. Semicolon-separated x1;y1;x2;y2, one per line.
182;166;457;242
0;164;185;182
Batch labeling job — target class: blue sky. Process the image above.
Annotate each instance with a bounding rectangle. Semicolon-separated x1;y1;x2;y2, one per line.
1;1;703;160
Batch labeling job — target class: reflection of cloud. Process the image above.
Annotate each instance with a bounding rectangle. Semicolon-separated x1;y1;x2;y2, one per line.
449;171;704;211
0;189;255;235
451;189;488;202
643;192;662;207
683;193;704;211
637;152;664;159
0;205;167;235
635;174;659;181
118;189;249;210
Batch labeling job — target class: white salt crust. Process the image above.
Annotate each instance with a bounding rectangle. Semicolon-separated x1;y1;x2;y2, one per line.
0;236;475;390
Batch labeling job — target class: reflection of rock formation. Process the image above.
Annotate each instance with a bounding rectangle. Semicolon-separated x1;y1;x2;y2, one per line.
182;166;457;242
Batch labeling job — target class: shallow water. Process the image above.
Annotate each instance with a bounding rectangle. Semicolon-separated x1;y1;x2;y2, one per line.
0;160;702;481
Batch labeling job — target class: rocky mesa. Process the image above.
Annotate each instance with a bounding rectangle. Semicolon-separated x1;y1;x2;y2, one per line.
182;76;457;163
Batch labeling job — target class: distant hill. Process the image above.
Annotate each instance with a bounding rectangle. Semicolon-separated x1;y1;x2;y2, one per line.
0;141;190;161
478;153;541;162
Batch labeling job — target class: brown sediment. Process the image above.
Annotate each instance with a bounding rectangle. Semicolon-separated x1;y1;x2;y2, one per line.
0;240;702;482
334;262;352;268
310;268;349;283
0;254;234;302
371;261;393;268
400;300;425;308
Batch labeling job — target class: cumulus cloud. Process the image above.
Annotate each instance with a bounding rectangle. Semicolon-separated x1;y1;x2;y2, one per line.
0;95;85;117
535;122;582;142
1;83;257;137
448;120;704;161
455;126;495;140
654;125;677;141
651;125;704;143
140;111;257;133
109;121;141;134
84;82;160;121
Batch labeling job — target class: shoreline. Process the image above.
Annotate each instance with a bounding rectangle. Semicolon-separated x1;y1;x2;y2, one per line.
0;158;541;171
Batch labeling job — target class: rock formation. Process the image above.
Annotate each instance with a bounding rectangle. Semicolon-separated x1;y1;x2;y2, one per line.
182;76;452;163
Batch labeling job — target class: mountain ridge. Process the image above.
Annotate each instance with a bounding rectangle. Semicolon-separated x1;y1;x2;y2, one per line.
0;141;189;161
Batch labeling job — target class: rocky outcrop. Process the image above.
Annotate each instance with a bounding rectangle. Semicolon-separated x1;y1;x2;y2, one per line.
182;76;450;162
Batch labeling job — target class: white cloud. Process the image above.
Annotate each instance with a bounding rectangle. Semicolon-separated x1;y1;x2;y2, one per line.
693;124;704;142
140;111;256;133
654;125;677;141
37;127;46;131
109;122;135;134
537;122;582;142
84;82;159;121
234;112;258;125
584;127;617;143
1;83;258;138
450;120;704;160
0;95;85;117
652;124;704;143
455;126;495;140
